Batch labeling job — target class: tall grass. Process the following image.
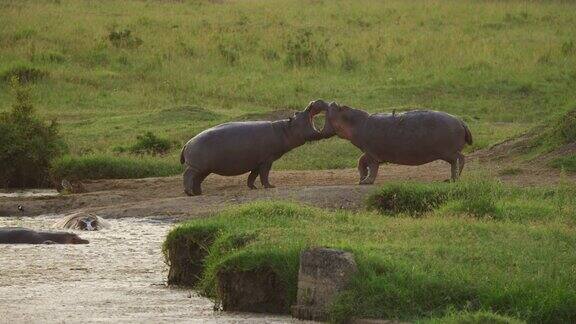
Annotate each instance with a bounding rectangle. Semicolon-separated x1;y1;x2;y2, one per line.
1;0;574;170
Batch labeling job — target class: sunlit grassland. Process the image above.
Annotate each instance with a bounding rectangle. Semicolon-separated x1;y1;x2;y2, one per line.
1;0;575;172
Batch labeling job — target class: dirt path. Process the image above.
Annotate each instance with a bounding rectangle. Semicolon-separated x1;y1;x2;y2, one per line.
1;158;574;219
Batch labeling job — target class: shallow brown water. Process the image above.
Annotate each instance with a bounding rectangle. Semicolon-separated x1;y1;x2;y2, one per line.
0;215;298;323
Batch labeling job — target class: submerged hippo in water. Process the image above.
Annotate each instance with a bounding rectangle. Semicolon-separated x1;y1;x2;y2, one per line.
180;103;329;195
0;227;89;244
312;100;472;183
53;212;110;231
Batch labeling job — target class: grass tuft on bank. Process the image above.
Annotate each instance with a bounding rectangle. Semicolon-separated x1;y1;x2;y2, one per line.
164;180;576;323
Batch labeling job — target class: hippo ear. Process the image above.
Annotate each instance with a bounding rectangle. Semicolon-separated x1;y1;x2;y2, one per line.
329;101;340;110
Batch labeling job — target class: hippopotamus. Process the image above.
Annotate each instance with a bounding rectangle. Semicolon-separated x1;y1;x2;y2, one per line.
312;100;472;183
180;103;328;195
0;227;89;244
53;212;110;231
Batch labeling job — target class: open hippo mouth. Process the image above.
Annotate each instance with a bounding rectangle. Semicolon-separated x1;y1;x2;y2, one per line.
305;99;335;138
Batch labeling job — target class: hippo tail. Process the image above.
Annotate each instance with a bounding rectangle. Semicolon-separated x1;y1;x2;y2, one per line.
462;121;473;145
179;146;186;165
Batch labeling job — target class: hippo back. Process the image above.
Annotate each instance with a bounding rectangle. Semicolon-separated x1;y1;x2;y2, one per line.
359;110;468;165
182;121;287;176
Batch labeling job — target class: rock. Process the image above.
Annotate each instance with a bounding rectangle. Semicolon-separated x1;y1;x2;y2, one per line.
217;266;288;313
291;247;358;321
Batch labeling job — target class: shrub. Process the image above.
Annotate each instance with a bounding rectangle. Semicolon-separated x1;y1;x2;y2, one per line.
128;131;172;155
367;182;452;215
108;29;143;48
285;29;329;68
0;80;66;188
50;154;181;182
1;64;48;84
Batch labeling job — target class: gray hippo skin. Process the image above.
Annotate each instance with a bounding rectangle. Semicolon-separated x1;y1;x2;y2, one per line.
180;103;328;195
0;227;89;244
311;100;472;184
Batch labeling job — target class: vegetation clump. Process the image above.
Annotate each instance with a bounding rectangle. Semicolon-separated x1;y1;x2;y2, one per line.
0;80;65;188
285;29;329;68
1;64;48;84
108;29;142;48
367;182;451;215
129;131;172;155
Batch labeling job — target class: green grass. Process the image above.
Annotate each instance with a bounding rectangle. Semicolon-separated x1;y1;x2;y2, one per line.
1;0;575;173
550;155;576;172
164;186;576;323
368;177;576;225
418;310;525;324
50;154;181;182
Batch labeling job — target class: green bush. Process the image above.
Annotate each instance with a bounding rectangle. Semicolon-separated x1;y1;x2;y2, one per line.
0;80;65;188
366;182;452;215
128;131;172;155
50;154;181;182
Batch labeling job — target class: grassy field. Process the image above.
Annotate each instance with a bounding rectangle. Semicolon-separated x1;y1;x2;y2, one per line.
164;178;576;323
1;0;575;174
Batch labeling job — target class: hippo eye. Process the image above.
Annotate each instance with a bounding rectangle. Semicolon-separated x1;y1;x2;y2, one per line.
288;116;294;122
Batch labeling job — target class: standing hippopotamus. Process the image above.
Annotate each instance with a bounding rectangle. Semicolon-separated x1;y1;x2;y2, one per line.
180;103;328;195
312;100;472;183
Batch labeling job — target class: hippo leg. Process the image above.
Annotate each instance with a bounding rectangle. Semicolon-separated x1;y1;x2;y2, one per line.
184;167;207;196
192;174;207;195
247;169;259;189
359;155;379;185
449;158;460;182
259;162;276;189
183;166;195;196
457;153;465;176
358;154;370;182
